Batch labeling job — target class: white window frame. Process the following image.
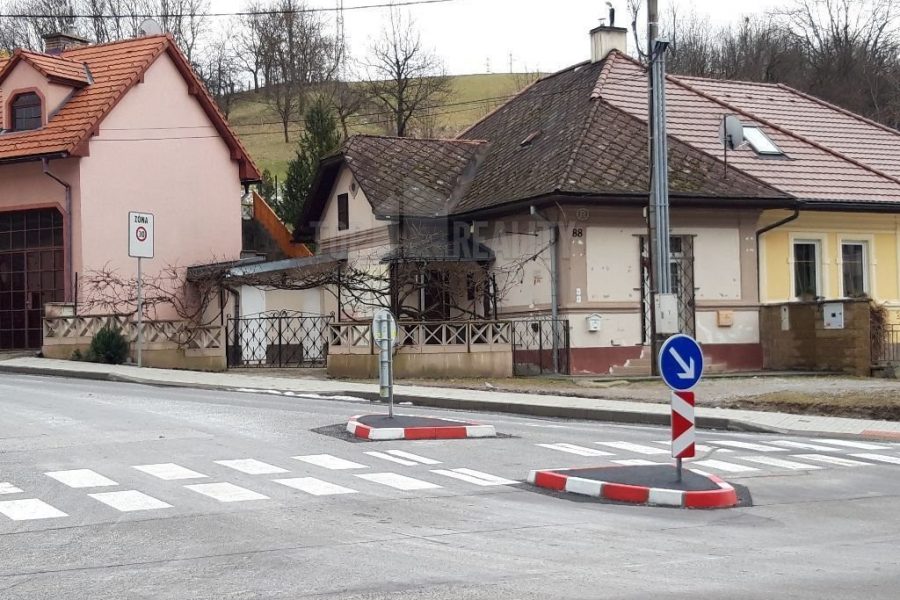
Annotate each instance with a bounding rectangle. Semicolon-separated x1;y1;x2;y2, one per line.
743;126;783;156
838;236;874;299
789;235;825;299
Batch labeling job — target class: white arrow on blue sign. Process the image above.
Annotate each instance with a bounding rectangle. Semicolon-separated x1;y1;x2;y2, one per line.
658;334;704;391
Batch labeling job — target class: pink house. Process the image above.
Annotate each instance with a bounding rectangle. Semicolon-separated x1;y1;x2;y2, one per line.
0;33;260;351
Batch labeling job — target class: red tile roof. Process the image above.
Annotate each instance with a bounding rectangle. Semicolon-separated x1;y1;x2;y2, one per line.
597;52;900;204
14;50;91;86
0;36;259;181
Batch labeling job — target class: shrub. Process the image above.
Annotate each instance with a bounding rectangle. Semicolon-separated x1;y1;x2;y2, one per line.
88;327;130;365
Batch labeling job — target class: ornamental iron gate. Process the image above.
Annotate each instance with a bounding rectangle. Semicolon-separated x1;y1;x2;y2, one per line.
510;318;570;375
227;311;331;368
640;235;696;343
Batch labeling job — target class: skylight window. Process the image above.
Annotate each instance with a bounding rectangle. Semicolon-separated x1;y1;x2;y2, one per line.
743;126;783;156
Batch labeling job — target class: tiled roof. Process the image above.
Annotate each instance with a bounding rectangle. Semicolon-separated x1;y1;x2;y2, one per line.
0;36;259;181
16;50;91;86
457;59;782;213
342;135;489;217
597;52;900;203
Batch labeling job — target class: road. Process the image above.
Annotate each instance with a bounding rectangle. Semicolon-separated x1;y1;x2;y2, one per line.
0;373;899;599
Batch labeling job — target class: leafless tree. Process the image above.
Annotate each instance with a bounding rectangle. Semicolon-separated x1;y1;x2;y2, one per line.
232;2;269;92
195;31;240;117
325;79;369;139
258;0;341;143
361;8;452;138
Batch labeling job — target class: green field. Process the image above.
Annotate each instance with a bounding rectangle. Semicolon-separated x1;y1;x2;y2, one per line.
228;73;537;180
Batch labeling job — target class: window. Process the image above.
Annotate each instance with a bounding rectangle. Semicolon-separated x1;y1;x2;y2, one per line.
10;93;42;132
793;240;821;298
337;193;349;231
743;126;783;155
841;241;868;297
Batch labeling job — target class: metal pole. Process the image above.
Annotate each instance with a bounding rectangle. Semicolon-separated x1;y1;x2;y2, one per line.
676;457;682;482
136;256;143;368
387;322;394;418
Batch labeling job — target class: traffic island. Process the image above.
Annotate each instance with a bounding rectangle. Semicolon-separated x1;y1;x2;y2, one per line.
346;414;497;441
527;464;739;509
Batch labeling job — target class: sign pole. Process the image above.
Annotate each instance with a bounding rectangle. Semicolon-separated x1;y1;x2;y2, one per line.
659;335;702;484
136;256;143;368
387;323;394;418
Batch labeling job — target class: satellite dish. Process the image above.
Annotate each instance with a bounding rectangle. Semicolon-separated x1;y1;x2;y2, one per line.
718;114;744;150
138;19;164;37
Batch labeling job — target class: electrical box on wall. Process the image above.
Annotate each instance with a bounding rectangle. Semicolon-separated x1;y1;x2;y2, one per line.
586;313;602;332
824;302;845;329
717;310;734;327
655;294;679;334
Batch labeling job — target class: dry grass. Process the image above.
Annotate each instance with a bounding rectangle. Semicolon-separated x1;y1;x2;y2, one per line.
723;390;900;421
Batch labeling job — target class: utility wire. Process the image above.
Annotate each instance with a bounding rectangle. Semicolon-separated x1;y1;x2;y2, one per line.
0;0;455;19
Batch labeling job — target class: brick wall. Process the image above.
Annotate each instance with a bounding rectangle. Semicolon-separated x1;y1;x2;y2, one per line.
760;300;872;376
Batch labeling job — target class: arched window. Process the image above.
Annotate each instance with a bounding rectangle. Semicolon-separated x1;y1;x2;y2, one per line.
10;92;42;131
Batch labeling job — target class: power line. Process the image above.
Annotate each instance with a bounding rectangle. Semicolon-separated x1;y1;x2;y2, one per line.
0;0;454;20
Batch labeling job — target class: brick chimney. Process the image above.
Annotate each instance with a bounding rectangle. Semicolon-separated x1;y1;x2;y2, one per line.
42;32;90;55
590;5;627;62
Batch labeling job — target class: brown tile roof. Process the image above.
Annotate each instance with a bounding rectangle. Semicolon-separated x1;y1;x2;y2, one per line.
597;52;900;204
0;36;259;181
15;50;91;86
342;135;489;217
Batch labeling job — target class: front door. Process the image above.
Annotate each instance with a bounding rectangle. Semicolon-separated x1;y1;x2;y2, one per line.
0;209;65;350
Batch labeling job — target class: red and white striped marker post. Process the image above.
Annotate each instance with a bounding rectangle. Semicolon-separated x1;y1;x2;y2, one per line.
671;391;696;460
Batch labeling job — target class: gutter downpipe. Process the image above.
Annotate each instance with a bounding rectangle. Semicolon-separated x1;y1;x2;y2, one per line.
42;158;74;307
755;203;802;305
530;205;559;374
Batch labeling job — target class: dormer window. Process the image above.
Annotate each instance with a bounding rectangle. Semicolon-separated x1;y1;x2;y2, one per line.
11;92;42;131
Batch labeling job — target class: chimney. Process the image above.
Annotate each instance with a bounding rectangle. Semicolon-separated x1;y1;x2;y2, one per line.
42;32;90;55
590;4;627;62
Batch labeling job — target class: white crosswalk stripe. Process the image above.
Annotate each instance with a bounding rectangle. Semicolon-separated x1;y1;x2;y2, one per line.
89;490;172;512
214;459;289;475
537;443;614;457
850;453;900;465
185;482;269;502
769;440;851;452
46;469;118;488
293;454;368;470
816;439;892;450
791;454;874;467
0;499;67;520
385;450;441;465
692;459;760;473
0;482;23;495
652;441;733;453
595;442;669;455
430;468;517;486
134;463;207;481
365;451;418;466
356;473;442;491
274;477;358;496
611;459;660;466
737;456;822;471
707;440;787;452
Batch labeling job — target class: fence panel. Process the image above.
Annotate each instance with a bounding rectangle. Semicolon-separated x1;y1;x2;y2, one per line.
510;318;570;375
227;312;331;368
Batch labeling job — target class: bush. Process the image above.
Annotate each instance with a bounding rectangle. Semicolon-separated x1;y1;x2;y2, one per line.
88;327;130;365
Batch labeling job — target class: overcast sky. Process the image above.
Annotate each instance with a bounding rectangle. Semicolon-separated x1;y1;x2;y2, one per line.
217;0;784;75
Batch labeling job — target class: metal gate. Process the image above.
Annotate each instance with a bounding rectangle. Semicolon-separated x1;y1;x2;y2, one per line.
226;311;331;368
640;235;696;343
511;318;570;375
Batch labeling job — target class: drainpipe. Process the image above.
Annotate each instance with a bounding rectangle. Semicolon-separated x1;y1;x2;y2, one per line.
755;204;802;304
530;205;559;374
42;158;74;305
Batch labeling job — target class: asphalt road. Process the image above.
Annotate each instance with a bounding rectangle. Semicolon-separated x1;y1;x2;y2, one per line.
1;373;899;599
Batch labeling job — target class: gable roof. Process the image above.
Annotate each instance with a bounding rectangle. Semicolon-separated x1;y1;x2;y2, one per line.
0;35;259;182
597;51;900;204
4;50;91;86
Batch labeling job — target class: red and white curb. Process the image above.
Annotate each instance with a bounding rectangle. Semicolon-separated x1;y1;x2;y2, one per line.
346;415;497;441
526;467;738;509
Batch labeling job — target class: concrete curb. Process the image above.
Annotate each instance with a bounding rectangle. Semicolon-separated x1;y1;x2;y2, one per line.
527;467;739;509
346;414;497;441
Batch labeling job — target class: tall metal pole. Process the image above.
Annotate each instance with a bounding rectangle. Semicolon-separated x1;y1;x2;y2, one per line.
136;256;143;368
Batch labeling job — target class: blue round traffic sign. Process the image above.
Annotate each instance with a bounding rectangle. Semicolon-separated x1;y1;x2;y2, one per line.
658;334;704;391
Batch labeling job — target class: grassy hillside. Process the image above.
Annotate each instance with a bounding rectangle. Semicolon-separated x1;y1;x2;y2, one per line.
228;73;535;181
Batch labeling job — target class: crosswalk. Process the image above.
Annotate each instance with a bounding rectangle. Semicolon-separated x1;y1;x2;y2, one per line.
0;449;518;524
535;437;900;476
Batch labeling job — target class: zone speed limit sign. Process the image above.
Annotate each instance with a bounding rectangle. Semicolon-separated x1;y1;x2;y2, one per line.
129;212;154;259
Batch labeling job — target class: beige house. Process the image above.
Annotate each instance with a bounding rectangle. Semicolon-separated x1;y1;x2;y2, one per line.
291;27;790;376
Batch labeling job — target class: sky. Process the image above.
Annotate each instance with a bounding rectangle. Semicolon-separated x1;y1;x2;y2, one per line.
214;0;785;75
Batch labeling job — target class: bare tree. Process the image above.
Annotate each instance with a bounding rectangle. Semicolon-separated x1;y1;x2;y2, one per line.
195;31;240;117
232;2;268;92
362;8;452;138
259;0;341;143
325;79;369;139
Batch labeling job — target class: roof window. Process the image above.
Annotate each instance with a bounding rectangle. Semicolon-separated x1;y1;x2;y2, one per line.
743;126;783;156
10;92;42;132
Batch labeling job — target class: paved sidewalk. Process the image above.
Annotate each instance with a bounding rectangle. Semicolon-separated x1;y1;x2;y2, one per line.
2;356;899;440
